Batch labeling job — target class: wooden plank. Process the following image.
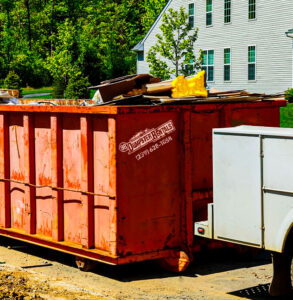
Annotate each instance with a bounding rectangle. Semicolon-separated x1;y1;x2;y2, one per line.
146;80;173;94
0;113;10;228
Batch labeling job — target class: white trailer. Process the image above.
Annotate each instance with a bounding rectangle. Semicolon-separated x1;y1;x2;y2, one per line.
195;126;293;296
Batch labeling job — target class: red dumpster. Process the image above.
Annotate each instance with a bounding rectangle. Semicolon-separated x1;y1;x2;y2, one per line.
0;100;286;272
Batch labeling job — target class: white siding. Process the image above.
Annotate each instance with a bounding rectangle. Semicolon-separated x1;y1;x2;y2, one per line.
138;0;191;76
137;0;293;93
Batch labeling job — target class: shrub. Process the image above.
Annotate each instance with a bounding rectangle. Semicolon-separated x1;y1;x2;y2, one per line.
52;78;66;99
285;88;293;103
65;76;90;99
4;71;21;90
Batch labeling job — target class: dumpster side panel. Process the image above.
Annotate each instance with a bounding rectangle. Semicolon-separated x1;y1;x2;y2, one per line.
231;106;280;127
191;111;221;190
63;115;83;245
0;113;10;228
35;115;53;237
9;114;26;231
191;110;220;222
93;117;111;252
116;113;182;255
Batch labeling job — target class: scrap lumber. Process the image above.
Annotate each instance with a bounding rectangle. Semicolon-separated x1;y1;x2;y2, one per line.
93;74;161;102
145;80;173;94
88;74;285;106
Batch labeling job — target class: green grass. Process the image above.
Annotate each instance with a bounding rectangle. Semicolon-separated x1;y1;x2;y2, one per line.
24;94;53;99
21;87;95;99
280;103;293;128
21;86;53;96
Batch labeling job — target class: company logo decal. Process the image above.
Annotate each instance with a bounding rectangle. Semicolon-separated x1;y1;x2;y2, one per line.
119;120;176;159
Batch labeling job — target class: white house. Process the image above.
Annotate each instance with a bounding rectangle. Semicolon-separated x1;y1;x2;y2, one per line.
133;0;293;93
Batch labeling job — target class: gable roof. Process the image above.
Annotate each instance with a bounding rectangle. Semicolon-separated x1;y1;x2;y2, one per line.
132;0;173;52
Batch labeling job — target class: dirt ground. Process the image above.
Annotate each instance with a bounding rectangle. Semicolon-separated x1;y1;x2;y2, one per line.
0;236;292;300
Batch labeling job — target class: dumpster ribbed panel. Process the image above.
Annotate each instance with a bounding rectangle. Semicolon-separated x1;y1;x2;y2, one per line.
0;113;10;228
0;101;286;265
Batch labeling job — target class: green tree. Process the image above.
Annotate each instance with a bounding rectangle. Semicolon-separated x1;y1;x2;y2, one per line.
46;20;81;85
65;75;90;99
147;7;202;80
285;88;293;103
0;0;169;87
4;70;21;89
141;0;168;32
91;0;143;80
52;78;66;99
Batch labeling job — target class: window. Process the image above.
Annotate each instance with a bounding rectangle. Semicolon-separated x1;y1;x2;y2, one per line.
224;0;231;23
188;3;195;29
202;50;214;81
224;48;231;81
137;51;144;61
206;0;212;26
248;46;256;80
248;0;256;20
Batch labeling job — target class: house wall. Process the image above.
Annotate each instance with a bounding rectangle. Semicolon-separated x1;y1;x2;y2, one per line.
137;0;293;93
137;0;187;75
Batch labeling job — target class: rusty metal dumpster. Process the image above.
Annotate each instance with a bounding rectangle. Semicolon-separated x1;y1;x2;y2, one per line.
0;100;286;272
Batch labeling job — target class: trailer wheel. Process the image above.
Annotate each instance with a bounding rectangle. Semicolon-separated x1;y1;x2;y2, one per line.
269;230;293;296
157;250;190;273
75;256;96;272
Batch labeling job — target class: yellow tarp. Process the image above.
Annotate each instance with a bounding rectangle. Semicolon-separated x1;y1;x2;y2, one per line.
171;70;208;98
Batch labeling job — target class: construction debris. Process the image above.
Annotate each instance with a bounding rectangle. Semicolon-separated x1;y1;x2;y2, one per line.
0;89;19;98
88;72;284;106
0;90;19;105
89;74;160;102
171;71;207;98
145;80;173;94
0;74;285;107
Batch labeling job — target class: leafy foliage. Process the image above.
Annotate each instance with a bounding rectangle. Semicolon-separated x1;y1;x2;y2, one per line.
141;0;168;32
52;79;66;99
285;88;293;103
4;71;21;89
65;76;90;99
0;0;168;93
147;7;202;80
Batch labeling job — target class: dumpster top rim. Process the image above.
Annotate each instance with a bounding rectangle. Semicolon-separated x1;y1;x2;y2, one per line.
0;99;286;114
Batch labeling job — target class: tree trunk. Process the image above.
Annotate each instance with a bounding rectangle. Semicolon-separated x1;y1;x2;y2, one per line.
24;0;32;50
50;0;55;56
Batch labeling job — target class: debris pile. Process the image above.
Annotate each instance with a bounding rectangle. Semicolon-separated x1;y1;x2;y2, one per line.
0;89;19;98
0;90;19;105
89;73;284;106
0;74;285;107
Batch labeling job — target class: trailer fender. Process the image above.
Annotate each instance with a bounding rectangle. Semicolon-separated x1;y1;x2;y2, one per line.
274;211;293;253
